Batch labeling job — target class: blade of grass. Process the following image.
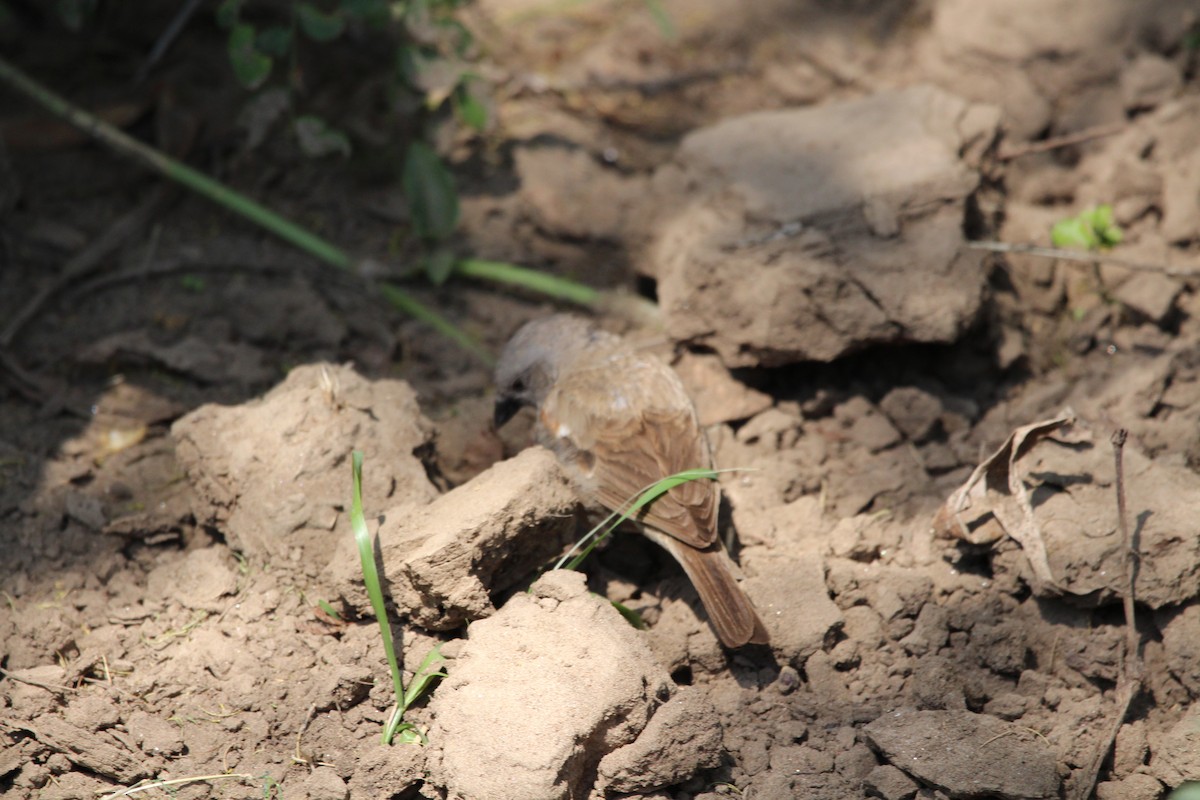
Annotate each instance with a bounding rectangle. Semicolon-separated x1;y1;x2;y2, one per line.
349;450;407;744
402;646;447;708
455;259;601;307
555;468;739;571
379;283;495;366
0;56;492;364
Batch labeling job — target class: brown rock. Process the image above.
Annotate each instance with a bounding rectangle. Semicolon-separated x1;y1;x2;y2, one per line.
172;364;438;570
332;447;581;630
648;85;992;367
597;686;723;793
863;709;1059;800
673;351;772;426
426;570;672;800
865;764;920;800
742;548;843;665
1121;54;1182;111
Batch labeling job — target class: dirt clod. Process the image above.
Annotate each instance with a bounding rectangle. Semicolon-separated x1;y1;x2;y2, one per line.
426;570;673;800
863;708;1060;800
332;446;580;630
172;363;438;570
648;85;993;367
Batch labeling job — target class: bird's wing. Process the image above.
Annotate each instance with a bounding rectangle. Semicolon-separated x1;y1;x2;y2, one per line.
541;353;717;549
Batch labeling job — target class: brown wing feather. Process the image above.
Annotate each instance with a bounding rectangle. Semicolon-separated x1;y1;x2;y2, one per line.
540;351;717;549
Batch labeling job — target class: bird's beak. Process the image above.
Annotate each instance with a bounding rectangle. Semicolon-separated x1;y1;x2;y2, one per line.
493;396;522;428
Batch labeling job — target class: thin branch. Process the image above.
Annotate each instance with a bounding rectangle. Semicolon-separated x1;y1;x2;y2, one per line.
1070;430;1143;800
1111;429;1141;679
968;241;1200;278
0;666;74;696
997;122;1126;160
0;56;491;364
1;186;170;347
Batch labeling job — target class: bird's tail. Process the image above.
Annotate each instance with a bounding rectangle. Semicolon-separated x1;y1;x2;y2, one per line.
646;530;770;648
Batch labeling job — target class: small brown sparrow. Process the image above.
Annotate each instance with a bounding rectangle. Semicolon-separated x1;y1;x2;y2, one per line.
494;314;769;648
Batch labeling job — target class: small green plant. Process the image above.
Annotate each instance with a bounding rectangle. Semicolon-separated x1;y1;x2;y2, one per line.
216;0;487;284
1051;204;1124;251
350;450;445;745
316;599;341;620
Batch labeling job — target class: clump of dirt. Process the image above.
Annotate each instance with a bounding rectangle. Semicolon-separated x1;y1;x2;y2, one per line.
3;1;1200;799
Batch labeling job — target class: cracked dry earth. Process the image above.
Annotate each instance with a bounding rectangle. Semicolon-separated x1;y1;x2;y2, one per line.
4;1;1200;799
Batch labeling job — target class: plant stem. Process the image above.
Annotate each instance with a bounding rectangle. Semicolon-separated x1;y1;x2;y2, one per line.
456;259;601;306
0;56;493;363
1111;428;1141;679
380;284;495;366
349;451;408;744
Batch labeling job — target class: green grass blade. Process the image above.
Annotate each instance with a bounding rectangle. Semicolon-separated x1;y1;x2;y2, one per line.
316;599;341;620
401;645;447;709
349;451;408;744
455;259;601;307
0;56;494;365
380;283;495;366
610;599;646;629
557;468;723;571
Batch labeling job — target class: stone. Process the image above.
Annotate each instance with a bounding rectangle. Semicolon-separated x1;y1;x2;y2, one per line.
172;364;438;570
647;85;993;367
863;709;1059;800
426;571;673;800
331;447;581;630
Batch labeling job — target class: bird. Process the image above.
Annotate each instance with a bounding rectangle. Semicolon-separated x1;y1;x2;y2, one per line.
493;314;770;648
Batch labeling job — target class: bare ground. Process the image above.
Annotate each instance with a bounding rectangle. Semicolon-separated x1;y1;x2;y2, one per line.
3;2;1200;799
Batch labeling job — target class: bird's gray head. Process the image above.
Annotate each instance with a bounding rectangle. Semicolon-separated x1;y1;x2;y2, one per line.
493;314;605;427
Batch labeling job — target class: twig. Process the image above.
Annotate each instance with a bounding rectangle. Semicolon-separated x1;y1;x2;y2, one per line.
1071;678;1137;800
1111;429;1141;679
97;772;257;800
0;56;491;364
0;665;74;696
969;241;1200;278
1071;430;1143;800
135;0;205;83
0;186;169;347
997;122;1126;160
67;259;361;300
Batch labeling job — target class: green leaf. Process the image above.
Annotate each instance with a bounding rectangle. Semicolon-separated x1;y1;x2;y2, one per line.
402;141;459;242
293;115;352;159
559;468;725;571
1086;204;1123;247
402;646;447;708
228;23;273;90
1051;216;1096;250
215;0;243;28
394;725;426;745
316;599;341;620
255;24;293;58
453;79;488;132
350;451;408;745
1051;204;1124;251
611;600;647;629
422;246;456;285
180;274;206;293
297;2;346;42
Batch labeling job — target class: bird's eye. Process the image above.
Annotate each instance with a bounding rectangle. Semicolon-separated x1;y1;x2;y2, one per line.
512;378;526;392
